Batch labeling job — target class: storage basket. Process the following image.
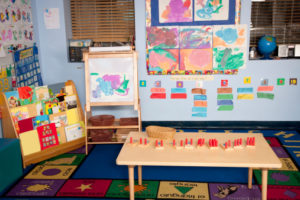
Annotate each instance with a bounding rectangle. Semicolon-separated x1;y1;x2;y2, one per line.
89;129;114;142
89;115;115;126
146;126;176;140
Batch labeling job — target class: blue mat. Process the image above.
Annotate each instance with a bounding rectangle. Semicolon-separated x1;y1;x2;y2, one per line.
73;144;251;183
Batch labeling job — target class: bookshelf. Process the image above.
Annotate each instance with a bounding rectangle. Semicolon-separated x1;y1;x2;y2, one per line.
0;80;85;168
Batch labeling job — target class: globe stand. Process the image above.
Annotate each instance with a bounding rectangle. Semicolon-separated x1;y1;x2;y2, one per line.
260;53;273;60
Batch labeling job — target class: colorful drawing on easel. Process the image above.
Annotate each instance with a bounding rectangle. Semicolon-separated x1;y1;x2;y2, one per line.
213;25;247;47
147;49;179;73
147;26;179;49
194;0;229;21
180;49;212;71
90;73;131;102
213;47;246;70
179;26;212;49
158;0;192;23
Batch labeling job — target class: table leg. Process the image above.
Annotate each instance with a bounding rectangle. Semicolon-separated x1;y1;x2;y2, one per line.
138;165;142;185
248;167;253;189
128;165;135;200
261;168;268;200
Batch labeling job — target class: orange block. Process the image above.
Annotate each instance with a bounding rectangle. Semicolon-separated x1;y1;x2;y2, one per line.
151;88;166;93
194;100;207;107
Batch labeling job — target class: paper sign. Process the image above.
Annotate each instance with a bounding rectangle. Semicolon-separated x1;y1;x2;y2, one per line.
44;8;60;29
191;88;206;94
151;88;166;93
218;105;234;111
150;93;166;99
237;94;254;100
257;86;274;92
217;94;233;100
217;88;232;94
257;92;274;100
194;100;207;107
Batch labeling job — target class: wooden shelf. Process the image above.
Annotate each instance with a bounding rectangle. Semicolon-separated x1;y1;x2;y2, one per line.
0;80;85;168
23;137;85;167
86;120;139;129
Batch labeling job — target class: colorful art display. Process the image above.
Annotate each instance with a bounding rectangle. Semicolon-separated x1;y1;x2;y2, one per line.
151;0;236;26
146;0;244;75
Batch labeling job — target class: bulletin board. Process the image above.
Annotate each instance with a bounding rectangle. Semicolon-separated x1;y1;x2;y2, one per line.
0;0;35;91
13;46;43;87
146;0;246;75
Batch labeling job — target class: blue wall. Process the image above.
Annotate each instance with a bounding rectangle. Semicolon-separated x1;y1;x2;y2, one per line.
31;0;300;122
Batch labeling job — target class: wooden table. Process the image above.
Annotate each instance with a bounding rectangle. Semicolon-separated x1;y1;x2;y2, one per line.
116;132;282;200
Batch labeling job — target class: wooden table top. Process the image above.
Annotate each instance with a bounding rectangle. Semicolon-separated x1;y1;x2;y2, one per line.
116;132;282;169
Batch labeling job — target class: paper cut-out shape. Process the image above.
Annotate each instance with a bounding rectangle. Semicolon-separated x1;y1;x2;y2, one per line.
140;80;146;87
194;95;207;101
257;86;274;92
176;81;183;88
151;88;166;93
150;93;166;99
277;78;285;86
290;78;297;85
155;80;161;87
261;79;269;86
218;105;234;111
237;94;254;100
194;100;207;107
191;88;206;94
257;92;274;100
221;80;228;87
244;77;251;84
217;88;232;94
171;93;187;99
237;88;253;93
217;94;233;100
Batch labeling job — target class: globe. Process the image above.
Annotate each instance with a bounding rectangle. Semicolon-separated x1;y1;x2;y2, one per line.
257;35;277;59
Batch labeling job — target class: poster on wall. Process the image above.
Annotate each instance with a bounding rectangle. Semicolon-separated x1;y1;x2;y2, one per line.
146;0;244;75
13;46;43;87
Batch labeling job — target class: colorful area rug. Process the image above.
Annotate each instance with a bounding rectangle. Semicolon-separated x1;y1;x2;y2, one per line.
2;129;300;200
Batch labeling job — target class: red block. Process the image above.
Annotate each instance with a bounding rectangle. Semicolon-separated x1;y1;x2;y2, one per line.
171;93;187;99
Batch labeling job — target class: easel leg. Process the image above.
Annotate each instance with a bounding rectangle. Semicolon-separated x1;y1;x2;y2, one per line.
138;165;142;185
128;165;135;200
248;167;253;189
261;168;268;200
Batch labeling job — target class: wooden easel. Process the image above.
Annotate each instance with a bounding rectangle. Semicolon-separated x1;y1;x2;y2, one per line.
83;50;141;154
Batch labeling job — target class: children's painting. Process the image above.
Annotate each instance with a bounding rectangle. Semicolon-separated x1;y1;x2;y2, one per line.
90;73;131;102
179;26;212;49
147;49;179;73
194;0;230;21
158;0;192;23
147;26;179;49
180;49;212;71
213;24;247;47
213;47;246;70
